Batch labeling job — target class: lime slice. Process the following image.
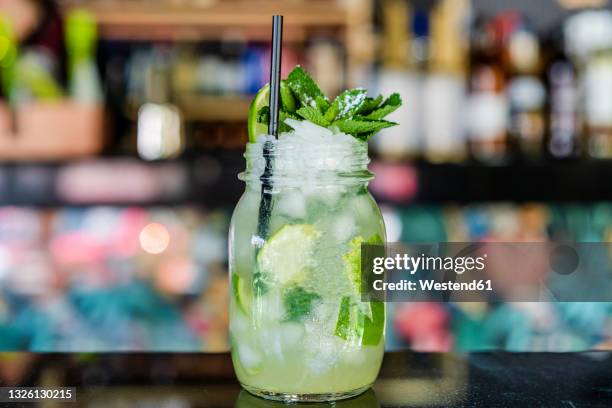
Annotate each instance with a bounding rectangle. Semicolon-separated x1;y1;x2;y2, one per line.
342;233;384;298
335;233;385;345
335;296;353;340
360;300;385;346
343;236;365;296
231;273;252;315
257;224;319;285
247;84;269;142
335;299;384;346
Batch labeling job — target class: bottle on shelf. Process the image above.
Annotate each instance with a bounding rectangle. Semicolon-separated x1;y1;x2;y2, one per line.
137;48;184;161
565;10;612;160
65;9;103;103
423;0;470;163
545;25;581;159
0;17;18;103
373;0;421;161
501;13;546;160
12;49;64;104
306;39;344;98
466;17;509;164
171;46;201;97
219;33;248;96
4;3;65;105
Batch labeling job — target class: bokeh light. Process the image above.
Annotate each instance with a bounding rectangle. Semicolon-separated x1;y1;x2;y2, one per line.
139;222;170;254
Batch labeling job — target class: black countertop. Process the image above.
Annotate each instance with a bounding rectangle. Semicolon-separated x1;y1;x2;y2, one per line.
0;351;610;407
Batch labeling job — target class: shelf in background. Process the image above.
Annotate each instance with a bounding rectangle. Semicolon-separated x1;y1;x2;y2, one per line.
177;96;250;122
62;1;347;41
0;153;244;208
127;97;250;123
0;156;611;207
370;161;612;204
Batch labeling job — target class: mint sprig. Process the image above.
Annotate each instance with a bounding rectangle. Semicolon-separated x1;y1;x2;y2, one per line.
332;119;397;140
296;106;329;127
364;93;402;120
256;66;402;141
283;285;321;322
286;66;327;108
328;88;368;121
357;95;383;114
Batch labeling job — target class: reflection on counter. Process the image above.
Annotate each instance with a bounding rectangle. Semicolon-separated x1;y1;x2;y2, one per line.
0;352;609;407
235;389;380;408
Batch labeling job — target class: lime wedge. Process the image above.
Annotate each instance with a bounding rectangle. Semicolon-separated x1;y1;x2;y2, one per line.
360;300;385;346
335;296;353;340
335;233;385;345
231;273;252;315
342;233;384;298
343;236;365;296
257;224;319;285
248;84;269;142
335;299;384;345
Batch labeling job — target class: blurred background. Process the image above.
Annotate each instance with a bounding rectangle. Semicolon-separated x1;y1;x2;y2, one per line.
0;0;610;353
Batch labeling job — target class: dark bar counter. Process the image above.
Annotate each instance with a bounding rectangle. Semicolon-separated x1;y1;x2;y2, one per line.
0;351;610;407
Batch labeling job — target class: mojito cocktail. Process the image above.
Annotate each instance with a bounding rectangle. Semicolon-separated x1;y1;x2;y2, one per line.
229;67;401;402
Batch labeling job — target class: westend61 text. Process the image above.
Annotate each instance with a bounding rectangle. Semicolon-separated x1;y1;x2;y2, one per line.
373;279;493;292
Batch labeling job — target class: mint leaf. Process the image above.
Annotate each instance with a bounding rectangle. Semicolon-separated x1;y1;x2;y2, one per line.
328;88;368;121
283;286;321;322
332;118;397;138
365;93;402;120
257;106;270;124
279;111;298;133
315;95;330;113
296;106;329;127
286;66;327;108
323;102;339;123
357;95;383;115
258;106;298;133
281;110;299;121
280;80;297;113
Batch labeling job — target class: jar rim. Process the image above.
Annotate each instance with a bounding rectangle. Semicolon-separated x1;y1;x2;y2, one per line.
239;135;373;187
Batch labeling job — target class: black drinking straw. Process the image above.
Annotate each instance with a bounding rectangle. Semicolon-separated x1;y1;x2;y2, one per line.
256;15;283;240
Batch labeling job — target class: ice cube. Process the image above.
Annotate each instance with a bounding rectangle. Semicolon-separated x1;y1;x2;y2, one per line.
258;325;284;360
333;213;356;242
318;185;346;208
301;302;343;373
279;322;305;350
230;310;250;334
302;185;344;212
254;292;284;322
284;119;333;139
341;345;367;365
303;329;341;374
237;342;263;371
276;190;306;219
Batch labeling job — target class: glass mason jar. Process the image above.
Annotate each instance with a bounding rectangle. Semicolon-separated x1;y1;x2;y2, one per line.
229;130;386;402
